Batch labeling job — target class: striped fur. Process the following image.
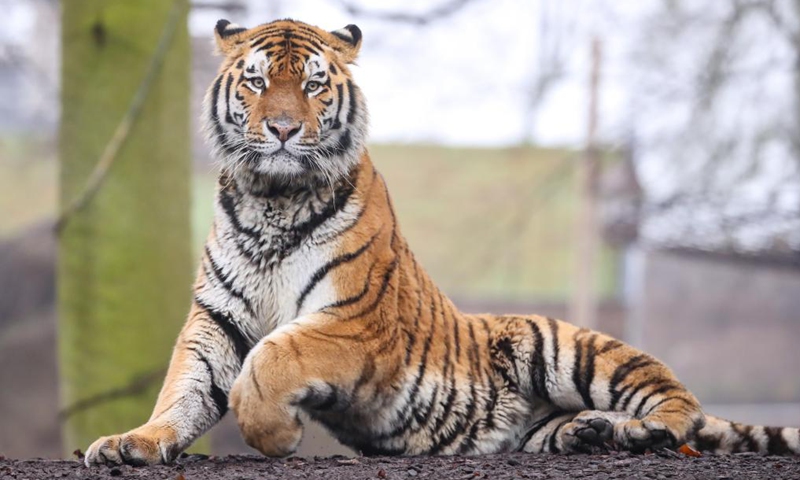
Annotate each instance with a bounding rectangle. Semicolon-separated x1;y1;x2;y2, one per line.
84;19;800;466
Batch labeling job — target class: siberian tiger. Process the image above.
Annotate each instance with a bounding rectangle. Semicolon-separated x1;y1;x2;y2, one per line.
85;18;800;466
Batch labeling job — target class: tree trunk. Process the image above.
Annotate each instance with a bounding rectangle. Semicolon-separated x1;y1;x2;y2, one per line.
59;0;192;453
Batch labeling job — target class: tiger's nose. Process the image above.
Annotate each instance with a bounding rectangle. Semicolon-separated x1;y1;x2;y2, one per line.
266;118;302;143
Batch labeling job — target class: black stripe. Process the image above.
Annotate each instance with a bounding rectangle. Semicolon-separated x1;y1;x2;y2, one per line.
547;317;560;371
572;331;597;410
343;256;399;320
608;355;658;410
432;297;458;440
525;319;551;402
326;129;352;158
346;79;358;123
619;378;671;412
598;339;624;355
288;41;321;56
414;383;440;429
209;75;230;152
643;395;696;417
296;230;379;312
547;420;570;453
284;32;325;52
332;83;344;129
732;423;758;453
194;297;252;365
634;383;681;417
766;427;791;455
322;261;377;310
452;308;461;360
203;245;256;317
377;291;439;440
189;347;229;418
218;187;261;239
224;73;235;125
455;326;480;454
516;411;569;452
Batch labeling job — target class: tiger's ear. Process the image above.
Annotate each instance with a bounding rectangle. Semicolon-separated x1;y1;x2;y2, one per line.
329;24;362;63
214;19;248;55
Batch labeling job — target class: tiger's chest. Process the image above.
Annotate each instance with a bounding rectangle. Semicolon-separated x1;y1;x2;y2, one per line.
198;188;352;345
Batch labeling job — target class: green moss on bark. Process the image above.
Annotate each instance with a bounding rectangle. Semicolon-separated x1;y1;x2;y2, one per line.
59;0;195;453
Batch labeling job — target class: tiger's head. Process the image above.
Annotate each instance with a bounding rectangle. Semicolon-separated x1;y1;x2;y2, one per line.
204;19;367;185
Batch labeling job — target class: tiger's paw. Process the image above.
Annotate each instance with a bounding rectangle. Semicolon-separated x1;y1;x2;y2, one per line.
84;425;178;467
560;411;631;453
229;366;303;458
615;419;676;453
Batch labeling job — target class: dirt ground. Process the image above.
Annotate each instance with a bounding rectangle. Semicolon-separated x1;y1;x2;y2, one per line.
2;451;800;480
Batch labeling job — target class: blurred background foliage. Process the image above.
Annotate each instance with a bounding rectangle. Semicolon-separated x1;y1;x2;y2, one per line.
0;0;799;459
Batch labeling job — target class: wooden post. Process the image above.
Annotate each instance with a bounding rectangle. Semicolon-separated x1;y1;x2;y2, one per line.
59;0;193;453
570;36;602;329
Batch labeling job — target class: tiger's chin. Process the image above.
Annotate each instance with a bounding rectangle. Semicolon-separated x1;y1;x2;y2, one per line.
227;149;341;193
249;150;310;177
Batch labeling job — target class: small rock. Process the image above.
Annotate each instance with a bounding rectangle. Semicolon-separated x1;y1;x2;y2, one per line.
407;468;418;476
377;468;387;478
507;459;520;466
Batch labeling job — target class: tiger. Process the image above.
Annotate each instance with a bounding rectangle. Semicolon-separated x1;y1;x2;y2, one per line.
84;18;800;466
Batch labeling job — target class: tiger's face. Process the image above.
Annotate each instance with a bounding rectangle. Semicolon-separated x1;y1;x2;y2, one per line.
205;19;367;183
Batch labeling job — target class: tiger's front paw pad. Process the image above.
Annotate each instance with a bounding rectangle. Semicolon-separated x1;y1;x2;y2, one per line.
561;417;614;453
616;419;674;453
84;431;170;467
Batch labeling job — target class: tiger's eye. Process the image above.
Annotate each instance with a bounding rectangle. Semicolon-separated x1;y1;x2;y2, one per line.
305;81;321;93
250;77;265;89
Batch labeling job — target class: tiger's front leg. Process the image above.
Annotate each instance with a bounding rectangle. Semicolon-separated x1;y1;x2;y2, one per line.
84;301;246;466
495;316;706;453
229;314;370;457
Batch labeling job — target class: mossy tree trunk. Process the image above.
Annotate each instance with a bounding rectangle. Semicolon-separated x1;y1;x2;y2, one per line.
59;0;194;454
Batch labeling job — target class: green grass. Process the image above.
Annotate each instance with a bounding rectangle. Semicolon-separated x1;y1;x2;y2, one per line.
369;144;619;301
1;140;619;302
0;136;57;236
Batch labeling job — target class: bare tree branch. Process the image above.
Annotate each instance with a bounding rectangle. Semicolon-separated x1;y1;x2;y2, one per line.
58;369;166;421
336;0;480;26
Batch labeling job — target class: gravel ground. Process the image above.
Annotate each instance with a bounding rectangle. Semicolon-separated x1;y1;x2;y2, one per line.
2;452;799;480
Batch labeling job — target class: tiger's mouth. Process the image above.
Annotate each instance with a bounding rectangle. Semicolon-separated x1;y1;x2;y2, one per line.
235;145;318;177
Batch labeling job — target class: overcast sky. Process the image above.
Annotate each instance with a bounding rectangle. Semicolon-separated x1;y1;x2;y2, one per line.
189;0;650;148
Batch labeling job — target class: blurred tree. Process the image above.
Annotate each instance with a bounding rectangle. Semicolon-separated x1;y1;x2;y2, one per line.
59;0;193;453
629;1;800;255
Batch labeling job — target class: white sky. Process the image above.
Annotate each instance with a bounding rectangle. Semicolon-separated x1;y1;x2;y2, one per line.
189;0;652;148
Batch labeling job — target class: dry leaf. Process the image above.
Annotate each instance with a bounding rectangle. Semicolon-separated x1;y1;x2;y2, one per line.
678;443;702;457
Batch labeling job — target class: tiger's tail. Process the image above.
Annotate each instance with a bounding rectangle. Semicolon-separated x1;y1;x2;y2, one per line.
691;414;800;455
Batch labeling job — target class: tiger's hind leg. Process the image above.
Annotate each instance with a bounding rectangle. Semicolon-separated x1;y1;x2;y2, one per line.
492;316;706;454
